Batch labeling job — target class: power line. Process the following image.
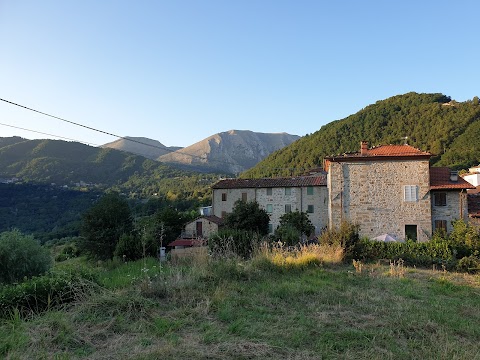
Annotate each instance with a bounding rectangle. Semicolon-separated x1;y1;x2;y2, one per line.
0;122;101;147
0;98;318;175
0;97;241;168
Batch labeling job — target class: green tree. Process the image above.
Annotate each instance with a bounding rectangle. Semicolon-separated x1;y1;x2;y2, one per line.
225;200;270;236
80;192;133;260
278;211;315;237
0;229;52;284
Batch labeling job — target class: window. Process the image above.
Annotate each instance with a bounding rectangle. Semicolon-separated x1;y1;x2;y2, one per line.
307;205;314;213
242;192;247;202
404;185;417;202
285;204;292;213
221;193;227;201
435;220;447;232
434;192;447;206
285;187;292;195
405;225;417;241
266;188;272;196
221;211;227;218
307;186;314;195
266;204;273;214
268;223;273;234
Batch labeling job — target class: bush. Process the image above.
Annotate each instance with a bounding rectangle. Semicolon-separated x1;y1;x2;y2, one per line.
456;255;480;274
55;243;81;262
0;267;99;318
274;225;301;247
352;238;454;267
0;230;52;284
209;229;262;259
114;233;143;261
319;222;360;260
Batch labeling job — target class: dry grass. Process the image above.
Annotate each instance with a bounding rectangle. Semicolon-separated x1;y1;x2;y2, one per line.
255;242;344;269
2;255;480;359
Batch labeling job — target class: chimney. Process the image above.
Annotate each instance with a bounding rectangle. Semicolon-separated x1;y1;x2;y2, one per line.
361;141;368;155
450;171;458;182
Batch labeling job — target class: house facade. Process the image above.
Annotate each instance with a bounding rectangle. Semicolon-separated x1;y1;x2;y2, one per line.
324;142;473;241
182;215;224;239
211;177;328;235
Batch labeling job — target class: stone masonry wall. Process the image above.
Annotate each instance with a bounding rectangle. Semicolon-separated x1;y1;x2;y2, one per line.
213;186;328;234
328;159;432;242
431;190;468;233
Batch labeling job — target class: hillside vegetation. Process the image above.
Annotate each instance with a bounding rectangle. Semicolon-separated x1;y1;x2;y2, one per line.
243;93;480;178
0;138;220;200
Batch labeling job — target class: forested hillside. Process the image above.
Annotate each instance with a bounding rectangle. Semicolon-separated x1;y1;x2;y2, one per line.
243;93;480;178
0;138;220;201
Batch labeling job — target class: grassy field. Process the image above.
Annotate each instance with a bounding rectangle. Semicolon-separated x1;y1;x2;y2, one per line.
1;247;480;359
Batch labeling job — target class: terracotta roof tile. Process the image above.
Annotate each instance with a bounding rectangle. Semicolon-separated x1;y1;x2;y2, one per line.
199;215;224;225
430;167;475;190
212;176;326;189
326;144;431;160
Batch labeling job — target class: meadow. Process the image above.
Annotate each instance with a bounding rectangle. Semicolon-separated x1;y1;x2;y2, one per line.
1;244;479;360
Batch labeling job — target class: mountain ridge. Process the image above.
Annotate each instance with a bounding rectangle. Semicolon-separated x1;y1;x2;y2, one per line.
242;92;480;178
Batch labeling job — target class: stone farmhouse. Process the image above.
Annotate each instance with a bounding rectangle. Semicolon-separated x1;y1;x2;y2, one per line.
212;177;328;235
211;142;473;242
324;142;473;242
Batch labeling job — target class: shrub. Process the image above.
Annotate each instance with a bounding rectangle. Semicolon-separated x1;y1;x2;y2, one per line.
456;255;480;273
0;230;52;284
274;224;301;246
448;219;480;258
352;238;454;267
0;267;99;318
209;229;262;259
224;200;270;236
114;233;143;261
319;222;360;260
55;243;81;262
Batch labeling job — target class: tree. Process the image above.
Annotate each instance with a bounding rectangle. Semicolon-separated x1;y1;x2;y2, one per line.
274;211;315;245
80;192;133;260
225;200;270;236
0;229;52;284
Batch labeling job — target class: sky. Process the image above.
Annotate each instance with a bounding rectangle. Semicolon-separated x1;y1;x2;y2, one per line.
0;0;478;148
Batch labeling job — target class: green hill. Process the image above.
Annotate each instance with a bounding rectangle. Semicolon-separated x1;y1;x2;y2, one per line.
0;138;221;201
243;92;480;178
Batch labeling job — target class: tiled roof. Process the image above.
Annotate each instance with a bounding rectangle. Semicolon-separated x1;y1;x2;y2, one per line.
212;176;326;189
468;194;480;217
430;167;475;190
167;238;206;247
199;215;224;225
326;144;431;160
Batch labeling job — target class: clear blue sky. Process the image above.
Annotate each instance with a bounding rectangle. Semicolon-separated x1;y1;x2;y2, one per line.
0;1;478;147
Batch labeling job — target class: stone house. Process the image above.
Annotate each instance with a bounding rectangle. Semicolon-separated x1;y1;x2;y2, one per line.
324;142;473;241
211;176;328;235
182;215;224;239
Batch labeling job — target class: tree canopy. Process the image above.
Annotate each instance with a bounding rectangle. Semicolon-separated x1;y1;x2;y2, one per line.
225;200;270;236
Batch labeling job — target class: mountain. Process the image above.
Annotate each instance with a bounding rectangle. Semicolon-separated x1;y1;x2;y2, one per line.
101;136;182;160
157;130;301;174
0;137;219;200
242;93;480;178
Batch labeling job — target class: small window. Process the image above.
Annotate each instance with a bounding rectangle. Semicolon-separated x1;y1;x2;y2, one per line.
405;225;417;241
222;193;227;201
307;205;314;213
242;192;247;202
221;211;227;218
404;185;417;202
285;204;292;213
307;186;314;195
434;192;447;206
266;204;273;214
268;223;273;234
435;220;447;231
285;187;292;195
266;188;272;196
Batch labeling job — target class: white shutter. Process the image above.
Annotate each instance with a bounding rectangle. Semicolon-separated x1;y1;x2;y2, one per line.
404;185;417;202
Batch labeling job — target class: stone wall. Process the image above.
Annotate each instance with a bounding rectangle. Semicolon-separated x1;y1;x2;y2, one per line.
184;217;220;238
328;159;432;242
212;186;328;234
431;190;469;233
